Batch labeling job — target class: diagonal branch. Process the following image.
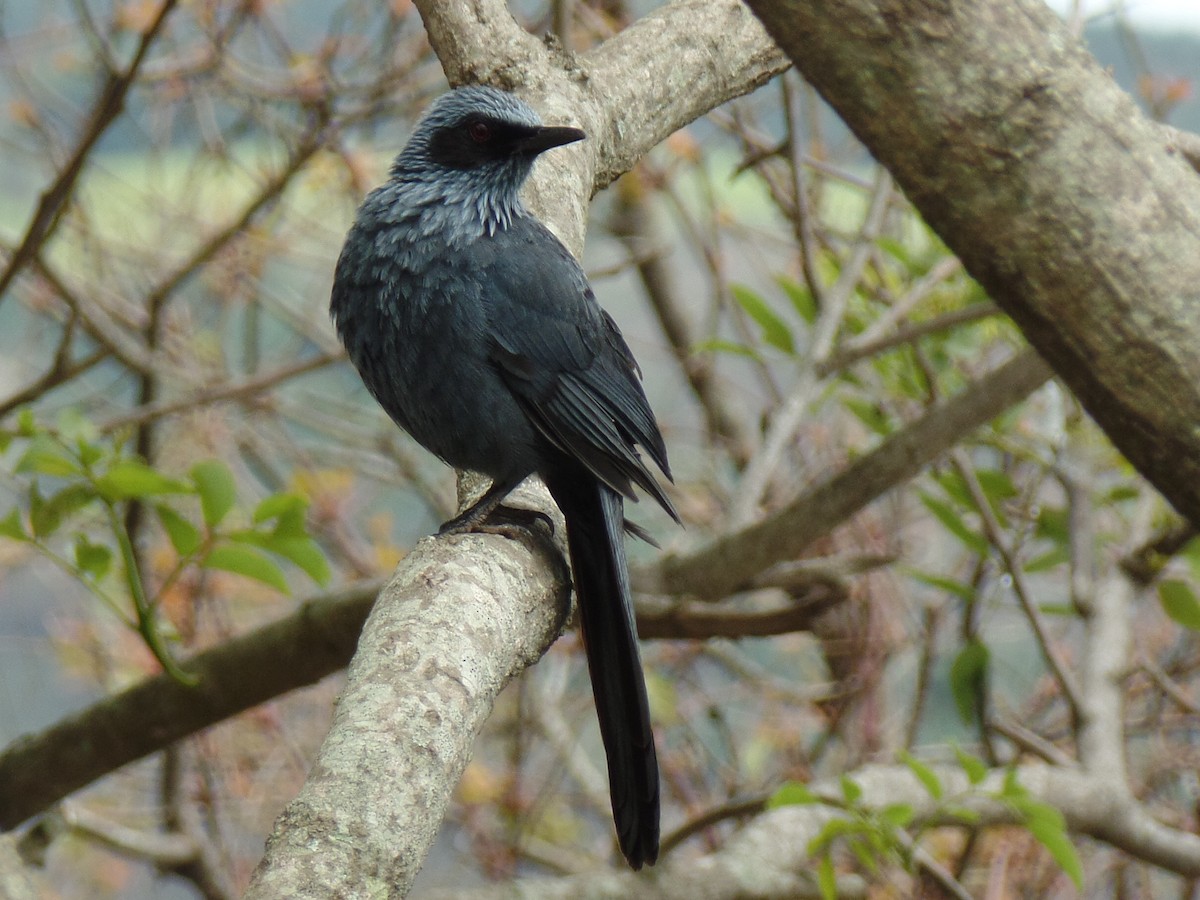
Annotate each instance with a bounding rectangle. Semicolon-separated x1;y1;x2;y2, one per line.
743;0;1200;528
645;348;1053;600
0;582;380;831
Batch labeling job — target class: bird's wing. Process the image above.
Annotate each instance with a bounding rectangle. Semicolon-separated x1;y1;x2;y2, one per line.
480;217;677;520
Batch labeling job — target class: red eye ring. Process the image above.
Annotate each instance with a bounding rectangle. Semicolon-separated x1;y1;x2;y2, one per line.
468;121;492;143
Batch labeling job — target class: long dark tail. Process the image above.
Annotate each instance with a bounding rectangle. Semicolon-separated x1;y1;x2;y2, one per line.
544;470;659;869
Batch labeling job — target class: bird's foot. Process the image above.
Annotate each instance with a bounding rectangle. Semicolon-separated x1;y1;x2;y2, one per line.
439;504;554;539
478;505;556;538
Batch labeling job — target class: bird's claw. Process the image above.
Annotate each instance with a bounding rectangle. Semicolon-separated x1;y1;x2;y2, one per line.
439;504;555;539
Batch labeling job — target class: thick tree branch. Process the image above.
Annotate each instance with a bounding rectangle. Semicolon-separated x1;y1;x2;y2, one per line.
244;531;569;899
581;0;788;192
422;764;1200;898
744;0;1200;527
0;582;380;831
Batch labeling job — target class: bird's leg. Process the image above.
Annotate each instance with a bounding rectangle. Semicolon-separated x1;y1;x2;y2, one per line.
438;476;521;535
438;475;558;549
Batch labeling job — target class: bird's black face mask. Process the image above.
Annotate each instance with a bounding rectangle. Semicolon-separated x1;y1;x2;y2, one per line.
427;113;585;170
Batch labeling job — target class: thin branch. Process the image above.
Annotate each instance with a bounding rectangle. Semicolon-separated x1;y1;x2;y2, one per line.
819;301;1001;376
659;794;768;857
989;718;1074;767
730;167;894;523
98;350;343;433
0;348;108;419
61;803;197;868
951;449;1085;720
0;0;181;306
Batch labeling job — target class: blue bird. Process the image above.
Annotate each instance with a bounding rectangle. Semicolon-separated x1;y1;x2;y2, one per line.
330;85;678;869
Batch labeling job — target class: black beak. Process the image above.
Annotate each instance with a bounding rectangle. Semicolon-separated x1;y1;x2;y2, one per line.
517;125;586;155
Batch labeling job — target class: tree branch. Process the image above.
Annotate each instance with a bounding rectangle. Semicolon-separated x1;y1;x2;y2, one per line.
421;763;1200;898
0;0;181;307
244;530;569;899
0;582;380;831
646;348;1053;600
744;0;1200;528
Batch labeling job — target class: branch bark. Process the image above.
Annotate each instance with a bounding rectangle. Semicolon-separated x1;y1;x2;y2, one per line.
743;0;1200;528
419;763;1200;898
244;532;568;899
0;582;380;831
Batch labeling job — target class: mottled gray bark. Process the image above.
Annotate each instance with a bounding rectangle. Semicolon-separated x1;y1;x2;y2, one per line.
744;0;1200;527
244;531;569;898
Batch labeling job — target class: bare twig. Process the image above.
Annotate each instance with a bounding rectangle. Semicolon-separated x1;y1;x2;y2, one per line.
951;449;1085;720
0;0;181;306
98;350;343;433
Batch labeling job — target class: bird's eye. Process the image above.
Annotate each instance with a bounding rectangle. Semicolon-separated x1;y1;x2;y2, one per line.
468;121;492;143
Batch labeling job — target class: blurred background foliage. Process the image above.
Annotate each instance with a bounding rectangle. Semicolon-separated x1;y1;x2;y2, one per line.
0;1;1197;897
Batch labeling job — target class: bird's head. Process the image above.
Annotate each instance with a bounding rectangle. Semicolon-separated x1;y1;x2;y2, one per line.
391;86;585;209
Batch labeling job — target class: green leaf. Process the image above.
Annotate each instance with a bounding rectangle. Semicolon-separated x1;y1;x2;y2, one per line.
949;639;990;725
96;460;191;500
1024;546;1070;573
76;439;104;468
844;397;892;436
816;854;837;900
880;803;914;827
1103;483;1141;504
262;535;331;586
254;492;308;537
28;483;94;538
768;781;819;808
943;804;982;825
907;571;974;607
732;284;795;354
847;836;880;874
16;436;81;478
1022;802;1083;889
840;774;862;805
954;746;988;785
16;408;36;436
1038;603;1078;617
1182;536;1200;581
1158;580;1200;631
55;408;98;444
920;492;989;555
201;544;289;593
0;508;28;541
156;504;202;556
1035;505;1069;544
1001;766;1026;800
692;338;760;360
0;431;12;454
776;275;817;323
899;750;943;800
192;460;237;529
935;469;1016;527
74;535;113;581
907;569;976;603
